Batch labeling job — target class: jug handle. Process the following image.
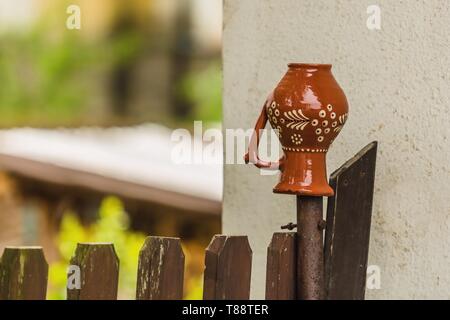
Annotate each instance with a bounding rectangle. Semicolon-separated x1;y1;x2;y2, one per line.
244;105;284;170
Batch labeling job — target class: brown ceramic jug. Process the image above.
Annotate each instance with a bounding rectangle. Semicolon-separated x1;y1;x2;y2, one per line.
245;63;348;196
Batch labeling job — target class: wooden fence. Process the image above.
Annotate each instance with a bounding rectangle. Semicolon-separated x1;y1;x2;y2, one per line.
0;142;377;300
0;235;255;300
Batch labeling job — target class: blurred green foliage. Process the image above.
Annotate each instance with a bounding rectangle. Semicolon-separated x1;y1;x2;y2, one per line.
1;31;87;125
48;196;204;300
180;62;222;122
0;14;141;127
184;272;204;300
48;196;146;299
0;1;221;127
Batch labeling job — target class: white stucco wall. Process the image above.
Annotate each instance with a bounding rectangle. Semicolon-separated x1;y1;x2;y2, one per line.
222;0;450;299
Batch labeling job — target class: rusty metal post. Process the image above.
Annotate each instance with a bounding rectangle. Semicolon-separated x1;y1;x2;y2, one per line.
296;196;325;300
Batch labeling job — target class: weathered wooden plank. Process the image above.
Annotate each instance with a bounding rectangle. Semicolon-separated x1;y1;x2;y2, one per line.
265;232;296;300
136;236;184;300
203;235;226;299
324;141;378;300
67;243;119;300
203;235;252;300
0;246;48;300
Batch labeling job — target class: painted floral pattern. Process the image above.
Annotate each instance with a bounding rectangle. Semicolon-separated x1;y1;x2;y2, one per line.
267;101;348;151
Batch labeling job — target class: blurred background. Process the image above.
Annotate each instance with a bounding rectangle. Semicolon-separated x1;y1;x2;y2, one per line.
0;0;222;299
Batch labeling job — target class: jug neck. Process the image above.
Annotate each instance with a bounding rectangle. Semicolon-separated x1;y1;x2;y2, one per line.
285;63;334;80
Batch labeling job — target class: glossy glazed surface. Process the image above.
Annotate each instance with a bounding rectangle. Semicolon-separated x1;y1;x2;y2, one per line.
266;64;348;153
247;63;349;196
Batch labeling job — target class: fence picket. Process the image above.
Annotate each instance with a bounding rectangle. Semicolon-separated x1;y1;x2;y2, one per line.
136;236;184;300
265;232;296;300
0;246;48;300
324;141;378;299
203;235;252;300
67;243;119;300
